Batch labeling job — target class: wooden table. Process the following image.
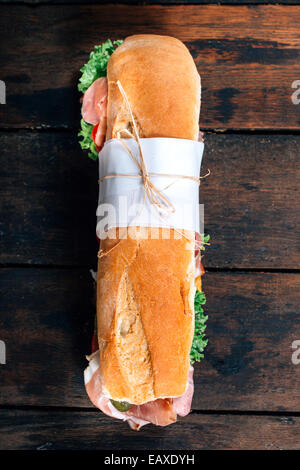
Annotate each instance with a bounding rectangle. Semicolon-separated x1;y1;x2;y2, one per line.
0;0;300;450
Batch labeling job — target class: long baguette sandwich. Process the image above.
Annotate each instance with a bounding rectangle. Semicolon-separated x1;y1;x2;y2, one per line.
79;35;208;429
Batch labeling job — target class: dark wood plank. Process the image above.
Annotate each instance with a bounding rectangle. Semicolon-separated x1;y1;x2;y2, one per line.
1;0;299;4
1;268;299;411
1;409;300;450
1;132;299;268
0;132;99;267
202;133;300;269
0;268;94;407
1;5;300;129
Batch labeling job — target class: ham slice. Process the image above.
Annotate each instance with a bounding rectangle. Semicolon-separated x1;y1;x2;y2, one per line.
82;77;108;125
94;119;107;149
128;399;176;427
82;77;108;151
198;130;205;143
195;232;205;278
172;366;194;417
84;350;194;430
84;351;150;430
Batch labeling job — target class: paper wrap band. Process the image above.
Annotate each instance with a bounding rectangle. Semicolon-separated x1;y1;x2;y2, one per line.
96;138;204;239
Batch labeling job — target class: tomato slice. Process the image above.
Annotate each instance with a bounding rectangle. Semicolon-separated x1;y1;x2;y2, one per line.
91;123;101;152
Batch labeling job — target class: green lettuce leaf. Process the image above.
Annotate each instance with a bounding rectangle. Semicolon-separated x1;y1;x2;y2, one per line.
78;39;123;93
190;290;208;364
78;39;123;160
78;119;98;161
200;233;210;251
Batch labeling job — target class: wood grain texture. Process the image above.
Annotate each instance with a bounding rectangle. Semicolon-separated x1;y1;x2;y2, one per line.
1;5;300;129
1;409;300;450
1;132;299;268
0;132;99;267
1;1;299;5
1;268;299;411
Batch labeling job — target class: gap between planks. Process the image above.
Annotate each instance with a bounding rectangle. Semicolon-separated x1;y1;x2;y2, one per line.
2;404;300;418
0;263;300;273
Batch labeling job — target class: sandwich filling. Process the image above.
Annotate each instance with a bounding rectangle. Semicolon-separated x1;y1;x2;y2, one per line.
84;350;194;429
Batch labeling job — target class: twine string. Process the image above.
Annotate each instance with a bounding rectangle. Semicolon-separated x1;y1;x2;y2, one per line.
97;79;210;257
99;80;209;215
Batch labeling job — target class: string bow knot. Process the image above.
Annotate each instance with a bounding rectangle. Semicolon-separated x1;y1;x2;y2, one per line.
98;80;209;217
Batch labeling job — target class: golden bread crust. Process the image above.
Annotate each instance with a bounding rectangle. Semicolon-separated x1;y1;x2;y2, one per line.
106;34;200;140
97;228;195;405
97;35;200;404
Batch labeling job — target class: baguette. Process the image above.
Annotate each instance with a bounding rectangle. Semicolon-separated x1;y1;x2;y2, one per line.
97;35;201;405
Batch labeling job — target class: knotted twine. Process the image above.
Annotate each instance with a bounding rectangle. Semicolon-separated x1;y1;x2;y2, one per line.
98;80;209;259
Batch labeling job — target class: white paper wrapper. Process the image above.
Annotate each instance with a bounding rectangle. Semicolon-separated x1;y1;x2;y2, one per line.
96;138;204;239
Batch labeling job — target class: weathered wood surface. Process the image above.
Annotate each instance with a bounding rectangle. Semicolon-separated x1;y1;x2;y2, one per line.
1;5;300;130
1;132;299;268
0;132;99;267
1;0;300;451
1;1;299;5
1;268;299;411
1;409;300;450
